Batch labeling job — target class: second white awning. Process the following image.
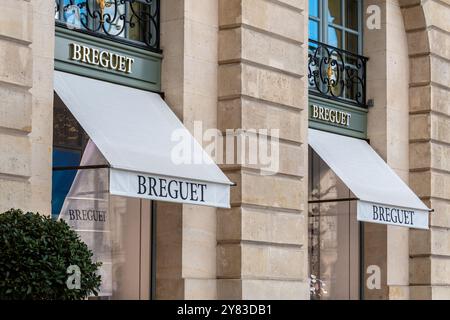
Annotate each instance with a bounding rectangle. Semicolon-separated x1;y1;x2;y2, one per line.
309;129;430;229
54;71;232;208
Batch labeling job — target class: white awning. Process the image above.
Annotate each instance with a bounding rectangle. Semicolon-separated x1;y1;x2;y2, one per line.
54;71;232;208
308;128;430;229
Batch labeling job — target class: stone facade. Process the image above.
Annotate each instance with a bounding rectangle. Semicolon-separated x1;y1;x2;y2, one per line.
0;0;54;215
157;0;220;299
216;0;309;299
0;0;449;300
400;0;450;300
157;0;309;300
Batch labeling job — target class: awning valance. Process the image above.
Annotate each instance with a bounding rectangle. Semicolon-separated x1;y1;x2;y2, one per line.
54;71;232;208
308;129;430;229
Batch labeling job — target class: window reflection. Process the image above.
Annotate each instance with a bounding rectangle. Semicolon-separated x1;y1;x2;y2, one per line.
346;32;358;54
55;0;157;48
309;0;361;53
346;0;359;30
52;94;153;299
52;94;88;217
310;0;320;17
309;20;320;41
328;0;342;25
327;27;342;49
308;148;360;300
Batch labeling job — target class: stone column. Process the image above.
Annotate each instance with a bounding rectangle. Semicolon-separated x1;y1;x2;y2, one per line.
217;0;309;299
401;0;450;300
157;0;220;299
0;0;54;215
364;0;411;299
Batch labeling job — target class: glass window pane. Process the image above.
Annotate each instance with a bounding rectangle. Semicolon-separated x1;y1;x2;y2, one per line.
309;148;350;201
309;199;358;300
328;0;342;25
53;97;86;149
308;203;321;299
346;0;359;30
346;32;358;54
309;0;319;18
309;19;320;41
51;149;80;217
308;149;360;300
309;146;320;201
62;0;87;30
328;26;342;48
102;2;127;38
345;69;359;101
52;96;89;218
109;197;152;299
319;201;350;300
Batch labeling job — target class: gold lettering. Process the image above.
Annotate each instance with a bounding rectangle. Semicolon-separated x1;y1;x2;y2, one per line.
71;43;82;61
91;48;100;66
324;108;330;121
109;53;119;70
312;105;319;119
82;46;91;63
99;51;109;68
329;109;336;123
69;43;134;74
335;111;342;124
126;57;135;73
311;104;351;127
118;55;127;72
319;106;325;120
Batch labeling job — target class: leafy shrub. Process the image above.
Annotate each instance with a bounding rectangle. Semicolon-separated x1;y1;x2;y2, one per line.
0;209;101;300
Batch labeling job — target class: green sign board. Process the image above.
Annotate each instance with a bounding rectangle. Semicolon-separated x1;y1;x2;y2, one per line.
308;96;367;139
55;26;162;92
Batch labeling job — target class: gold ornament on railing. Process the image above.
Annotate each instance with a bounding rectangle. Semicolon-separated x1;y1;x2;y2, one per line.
327;63;334;88
97;0;112;23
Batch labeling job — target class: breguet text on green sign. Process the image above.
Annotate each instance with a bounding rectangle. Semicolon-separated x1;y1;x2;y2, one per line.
55;26;162;91
311;104;351;127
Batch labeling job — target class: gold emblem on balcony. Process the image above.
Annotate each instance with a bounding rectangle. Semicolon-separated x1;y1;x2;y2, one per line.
327;64;334;87
97;0;112;23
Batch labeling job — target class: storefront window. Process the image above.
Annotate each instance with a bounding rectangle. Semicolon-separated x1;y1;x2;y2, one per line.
52;94;88;218
308;147;360;300
108;196;152;299
52;94;154;299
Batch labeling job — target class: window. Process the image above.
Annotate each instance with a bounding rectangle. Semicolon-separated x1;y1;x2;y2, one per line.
309;0;362;54
308;147;360;300
52;94;155;299
52;93;88;218
308;0;367;107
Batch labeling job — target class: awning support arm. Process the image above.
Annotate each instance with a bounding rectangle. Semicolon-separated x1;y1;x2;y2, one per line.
52;165;110;171
308;197;359;204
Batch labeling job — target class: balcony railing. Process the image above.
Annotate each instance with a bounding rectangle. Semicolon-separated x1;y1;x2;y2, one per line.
308;39;368;108
54;0;160;51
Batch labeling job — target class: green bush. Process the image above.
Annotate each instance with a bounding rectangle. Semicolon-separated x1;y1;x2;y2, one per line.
0;209;101;300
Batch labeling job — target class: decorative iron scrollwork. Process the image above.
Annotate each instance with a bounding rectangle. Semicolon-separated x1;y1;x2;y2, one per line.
55;0;160;51
308;39;368;108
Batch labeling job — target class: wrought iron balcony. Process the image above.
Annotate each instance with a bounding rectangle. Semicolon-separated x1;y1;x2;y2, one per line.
54;0;160;51
308;39;368;108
